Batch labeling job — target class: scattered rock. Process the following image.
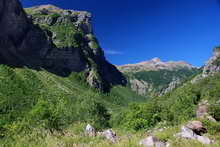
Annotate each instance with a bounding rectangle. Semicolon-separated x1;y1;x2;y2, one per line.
85;124;96;137
139;136;167;147
99;129;117;143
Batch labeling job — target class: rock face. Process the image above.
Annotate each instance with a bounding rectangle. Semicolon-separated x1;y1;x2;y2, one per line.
118;58;200;96
0;0;126;91
203;47;220;77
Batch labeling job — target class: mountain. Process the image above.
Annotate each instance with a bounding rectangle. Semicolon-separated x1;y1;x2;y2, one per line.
117;57;195;73
203;47;220;77
117;58;200;96
0;0;146;143
115;47;220;147
0;0;126;91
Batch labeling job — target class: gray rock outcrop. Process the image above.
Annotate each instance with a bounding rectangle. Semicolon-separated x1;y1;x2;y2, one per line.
203;47;220;77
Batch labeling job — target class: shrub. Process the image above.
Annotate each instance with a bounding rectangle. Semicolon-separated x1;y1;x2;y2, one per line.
74;97;111;130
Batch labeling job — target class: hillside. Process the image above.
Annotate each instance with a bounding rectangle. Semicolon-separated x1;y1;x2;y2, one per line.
0;0;146;145
118;58;200;96
112;47;220;147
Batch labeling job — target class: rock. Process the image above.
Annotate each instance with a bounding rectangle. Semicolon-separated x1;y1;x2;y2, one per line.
99;129;117;143
139;136;167;147
203;47;220;77
175;126;197;139
175;125;213;145
196;100;209;118
196;101;217;122
186;121;207;135
85;124;96;137
206;115;217;122
0;0;126;92
197;135;212;144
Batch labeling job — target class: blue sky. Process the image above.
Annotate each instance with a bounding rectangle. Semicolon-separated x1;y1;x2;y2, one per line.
21;0;220;66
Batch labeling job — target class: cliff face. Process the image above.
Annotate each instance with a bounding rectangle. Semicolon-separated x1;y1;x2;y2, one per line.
0;0;126;91
203;47;220;77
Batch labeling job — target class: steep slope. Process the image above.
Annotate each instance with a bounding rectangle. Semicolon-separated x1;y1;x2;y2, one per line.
118;58;200;96
0;0;126;91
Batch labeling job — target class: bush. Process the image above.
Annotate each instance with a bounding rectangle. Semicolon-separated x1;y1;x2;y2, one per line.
74;96;111;130
120;103;161;131
202;120;220;135
209;103;220;121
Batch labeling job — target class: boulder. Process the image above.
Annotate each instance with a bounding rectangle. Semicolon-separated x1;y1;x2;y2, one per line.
196;101;209;118
175;126;197;139
139;136;167;147
85;124;96;137
197;135;212;144
99;129;117;143
175;124;213;145
186;121;207;135
196;101;217;122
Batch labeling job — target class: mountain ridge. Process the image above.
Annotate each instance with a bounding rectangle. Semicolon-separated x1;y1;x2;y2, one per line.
117;57;196;73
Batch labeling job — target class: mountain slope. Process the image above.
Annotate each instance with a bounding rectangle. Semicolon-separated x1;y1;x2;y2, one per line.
0;0;146;141
113;47;220;147
118;58;200;96
0;0;126;91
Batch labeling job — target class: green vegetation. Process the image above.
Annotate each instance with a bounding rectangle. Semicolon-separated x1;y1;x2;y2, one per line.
125;68;201;96
117;73;220;131
0;65;145;143
50;23;83;48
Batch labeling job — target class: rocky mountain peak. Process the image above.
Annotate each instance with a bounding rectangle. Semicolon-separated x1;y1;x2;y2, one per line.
117;58;194;73
0;0;126;91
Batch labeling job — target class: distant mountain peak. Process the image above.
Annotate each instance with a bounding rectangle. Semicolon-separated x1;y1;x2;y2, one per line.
117;58;195;73
151;57;161;62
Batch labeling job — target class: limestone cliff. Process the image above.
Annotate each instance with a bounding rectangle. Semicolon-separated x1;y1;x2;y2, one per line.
0;0;126;91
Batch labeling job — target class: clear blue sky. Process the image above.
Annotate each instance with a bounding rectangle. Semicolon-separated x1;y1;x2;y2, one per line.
21;0;220;67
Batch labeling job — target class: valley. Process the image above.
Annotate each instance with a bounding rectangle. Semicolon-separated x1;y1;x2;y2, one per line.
0;0;220;147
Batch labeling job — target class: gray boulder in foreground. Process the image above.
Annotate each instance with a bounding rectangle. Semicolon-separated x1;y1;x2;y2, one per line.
175;122;213;145
139;136;168;147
